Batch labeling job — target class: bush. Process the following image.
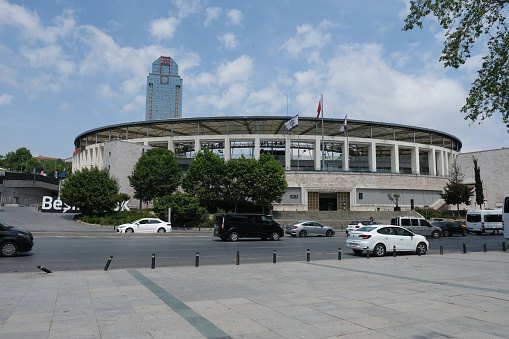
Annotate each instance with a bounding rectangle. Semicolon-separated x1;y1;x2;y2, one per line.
76;210;155;226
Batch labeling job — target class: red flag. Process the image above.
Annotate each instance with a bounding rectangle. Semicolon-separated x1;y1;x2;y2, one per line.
316;99;322;119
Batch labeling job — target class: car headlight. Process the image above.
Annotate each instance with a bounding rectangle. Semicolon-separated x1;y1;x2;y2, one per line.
18;233;31;240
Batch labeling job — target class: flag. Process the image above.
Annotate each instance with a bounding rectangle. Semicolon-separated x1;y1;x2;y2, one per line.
285;114;299;130
340;114;347;133
316;98;322;119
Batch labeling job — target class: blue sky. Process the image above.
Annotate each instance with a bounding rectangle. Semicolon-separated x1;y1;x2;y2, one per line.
0;0;507;159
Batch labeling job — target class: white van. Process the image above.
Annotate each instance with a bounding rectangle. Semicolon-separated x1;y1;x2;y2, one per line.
466;209;503;235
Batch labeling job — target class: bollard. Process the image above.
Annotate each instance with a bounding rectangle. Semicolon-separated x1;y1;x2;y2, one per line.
273;250;276;263
195;252;199;267
236;251;240;265
440;246;443;255
104;255;113;271
37;265;52;273
338;248;342;260
393;246;396;257
503;242;506;252
463;243;467;254
418;246;421;256
307;249;310;262
151;253;156;269
366;247;370;259
484;243;487;252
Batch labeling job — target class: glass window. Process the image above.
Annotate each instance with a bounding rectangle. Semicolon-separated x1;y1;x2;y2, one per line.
401;219;411;226
485;214;502;222
411;219;419;226
395;227;413;236
420;219;431;227
467;214;481;222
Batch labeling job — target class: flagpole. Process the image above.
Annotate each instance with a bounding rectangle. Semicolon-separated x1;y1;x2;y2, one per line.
321;94;325;171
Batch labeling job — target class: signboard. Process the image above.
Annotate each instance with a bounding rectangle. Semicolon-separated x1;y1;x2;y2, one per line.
41;196;80;213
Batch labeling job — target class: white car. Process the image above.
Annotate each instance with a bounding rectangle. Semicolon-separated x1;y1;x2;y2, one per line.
346;225;428;257
116;218;172;233
345;220;377;235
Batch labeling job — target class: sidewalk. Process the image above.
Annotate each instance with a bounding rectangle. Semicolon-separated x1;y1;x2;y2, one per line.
1;252;509;338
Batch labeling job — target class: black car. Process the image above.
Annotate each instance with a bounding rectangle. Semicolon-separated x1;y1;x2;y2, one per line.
431;221;468;237
0;221;34;257
214;213;284;241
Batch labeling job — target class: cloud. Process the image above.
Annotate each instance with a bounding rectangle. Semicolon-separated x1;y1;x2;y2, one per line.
149;16;180;40
217;55;253;85
173;0;201;19
226;9;243;25
0;93;14;105
218;32;239;49
282;20;334;58
204;7;222;26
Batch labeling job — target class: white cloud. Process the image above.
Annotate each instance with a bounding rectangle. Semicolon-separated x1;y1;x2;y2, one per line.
217;55;253;85
204;7;222;26
218;32;238;49
226;9;243;25
149;16;180;40
0;93;14;105
283;20;333;58
173;0;201;19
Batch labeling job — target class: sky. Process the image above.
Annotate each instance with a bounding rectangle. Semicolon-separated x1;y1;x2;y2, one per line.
0;0;507;159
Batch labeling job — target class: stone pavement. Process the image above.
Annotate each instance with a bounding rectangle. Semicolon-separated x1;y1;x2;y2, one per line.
1;252;509;339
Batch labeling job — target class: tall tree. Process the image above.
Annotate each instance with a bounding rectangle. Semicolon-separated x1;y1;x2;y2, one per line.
251;153;288;213
403;0;509;129
128;148;183;204
182;148;226;213
224;156;258;213
440;161;473;215
472;156;485;209
60;167;120;216
153;192;208;228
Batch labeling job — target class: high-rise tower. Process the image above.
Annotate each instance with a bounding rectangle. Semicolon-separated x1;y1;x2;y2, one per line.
145;56;183;120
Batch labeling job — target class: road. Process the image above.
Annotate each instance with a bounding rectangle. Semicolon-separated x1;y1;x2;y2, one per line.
1;206;507;273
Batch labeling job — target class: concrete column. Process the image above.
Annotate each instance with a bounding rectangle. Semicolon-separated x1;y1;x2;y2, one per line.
391;143;399;173
254;136;260;160
224;137;231;161
411;146;420;175
444;151;450;176
167;140;175;153
369;141;376;172
195;137;201;154
428;148;436;176
315;137;321;170
285;136;291;170
343;139;349;171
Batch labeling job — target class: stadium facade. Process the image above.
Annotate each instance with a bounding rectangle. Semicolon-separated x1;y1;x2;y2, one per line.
72;116;461;212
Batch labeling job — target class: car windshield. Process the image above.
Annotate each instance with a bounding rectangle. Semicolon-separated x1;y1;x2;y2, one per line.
356;226;376;232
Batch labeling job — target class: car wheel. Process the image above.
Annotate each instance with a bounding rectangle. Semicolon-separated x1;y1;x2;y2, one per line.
125;228;134;233
1;241;18;257
291;234;296;237
270;232;280;241
299;230;307;237
229;232;239;242
353;249;363;255
157;228;166;233
462;229;468;236
443;229;451;237
416;242;427;255
431;231;440;239
326;230;333;237
373;244;386;257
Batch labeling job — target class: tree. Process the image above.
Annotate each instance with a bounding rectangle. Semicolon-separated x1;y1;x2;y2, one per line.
251;153;288;213
224;156;259;213
472;156;485;208
60;167;120;216
403;0;509;129
182;148;227;213
440;161;473;214
4;147;35;172
153;192;208;228
387;193;401;211
128;148;183;204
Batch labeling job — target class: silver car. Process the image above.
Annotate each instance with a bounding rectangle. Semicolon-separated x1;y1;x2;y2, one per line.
285;221;335;237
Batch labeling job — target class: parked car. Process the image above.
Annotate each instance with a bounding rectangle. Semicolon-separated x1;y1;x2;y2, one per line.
390;216;442;238
117;218;172;233
214;213;284;241
285;221;335;237
346;220;377;235
432;221;468;237
0;221;34;257
346;225;429;257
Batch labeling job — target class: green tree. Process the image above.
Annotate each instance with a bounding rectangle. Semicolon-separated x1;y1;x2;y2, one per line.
4;147;34;172
224;156;258;213
251;153;288;213
60;167;120;216
403;0;509;128
153;191;208;228
128;148;183;204
440;161;473;215
182;148;226;213
472;156;485;209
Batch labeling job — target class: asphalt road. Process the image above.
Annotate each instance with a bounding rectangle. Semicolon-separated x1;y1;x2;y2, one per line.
1;206;507;273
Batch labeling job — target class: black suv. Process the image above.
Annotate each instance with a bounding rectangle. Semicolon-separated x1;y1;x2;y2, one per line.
214;213;284;241
431;221;469;237
0;221;34;257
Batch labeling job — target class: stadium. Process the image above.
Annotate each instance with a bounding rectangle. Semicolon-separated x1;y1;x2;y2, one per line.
72;116;461;212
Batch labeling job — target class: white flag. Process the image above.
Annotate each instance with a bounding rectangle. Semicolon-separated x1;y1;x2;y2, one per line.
339;114;347;133
285;115;299;130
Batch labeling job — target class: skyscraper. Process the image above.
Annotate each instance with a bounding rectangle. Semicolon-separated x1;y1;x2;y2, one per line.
145;56;183;120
